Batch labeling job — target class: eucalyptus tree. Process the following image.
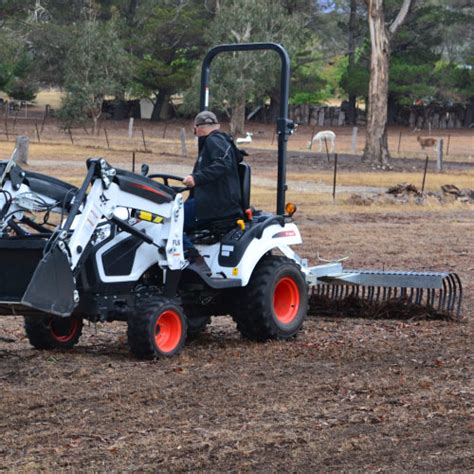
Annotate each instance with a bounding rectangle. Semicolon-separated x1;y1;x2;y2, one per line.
363;0;414;165
128;0;211;120
203;0;311;134
59;18;131;132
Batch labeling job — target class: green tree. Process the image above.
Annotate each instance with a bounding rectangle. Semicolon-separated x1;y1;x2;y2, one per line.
200;0;311;134
59;19;131;132
0;29;37;100
128;0;210;120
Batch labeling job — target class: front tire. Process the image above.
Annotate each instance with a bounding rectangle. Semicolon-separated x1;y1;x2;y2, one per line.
232;256;308;341
24;315;83;350
128;297;187;359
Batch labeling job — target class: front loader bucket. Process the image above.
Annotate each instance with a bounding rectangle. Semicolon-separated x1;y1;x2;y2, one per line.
0;238;76;317
309;269;463;319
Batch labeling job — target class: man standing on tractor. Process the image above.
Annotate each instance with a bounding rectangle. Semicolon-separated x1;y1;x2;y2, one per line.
182;111;242;252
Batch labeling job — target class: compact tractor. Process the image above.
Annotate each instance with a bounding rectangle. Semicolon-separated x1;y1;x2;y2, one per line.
0;44;462;359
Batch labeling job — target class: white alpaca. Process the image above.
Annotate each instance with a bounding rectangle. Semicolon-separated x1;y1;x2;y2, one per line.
308;130;336;152
236;132;253;144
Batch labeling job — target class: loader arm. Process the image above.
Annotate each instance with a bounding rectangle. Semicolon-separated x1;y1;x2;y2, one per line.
17;158;186;317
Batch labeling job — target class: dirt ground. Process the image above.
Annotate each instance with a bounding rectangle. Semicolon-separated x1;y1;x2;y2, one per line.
0;129;473;472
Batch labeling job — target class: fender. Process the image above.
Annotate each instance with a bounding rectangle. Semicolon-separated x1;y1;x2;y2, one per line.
207;222;302;286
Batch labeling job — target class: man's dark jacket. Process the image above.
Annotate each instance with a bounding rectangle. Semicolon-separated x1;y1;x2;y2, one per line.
191;130;242;222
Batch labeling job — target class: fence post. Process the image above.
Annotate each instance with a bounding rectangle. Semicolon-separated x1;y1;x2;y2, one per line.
324;137;330;162
351;126;358;154
128;117;134;138
397;130;403;153
104;128;110;148
35;122;41;143
332;153;338;200
421;155;429;193
41;106;48;133
15;136;29;165
141;128;148;152
437;138;444;171
179;128;187;157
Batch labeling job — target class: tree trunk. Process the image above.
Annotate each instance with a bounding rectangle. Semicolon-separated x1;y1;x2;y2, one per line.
267;90;280;123
363;0;391;165
347;0;357;125
230;98;246;136
151;91;169;121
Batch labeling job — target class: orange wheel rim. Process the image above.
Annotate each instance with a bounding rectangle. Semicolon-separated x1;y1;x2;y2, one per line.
154;310;182;353
273;277;300;324
50;319;80;343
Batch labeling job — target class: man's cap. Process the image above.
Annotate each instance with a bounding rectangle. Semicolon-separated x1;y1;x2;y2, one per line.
194;110;219;126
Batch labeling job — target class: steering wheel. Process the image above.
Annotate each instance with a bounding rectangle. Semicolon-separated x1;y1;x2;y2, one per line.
148;173;189;193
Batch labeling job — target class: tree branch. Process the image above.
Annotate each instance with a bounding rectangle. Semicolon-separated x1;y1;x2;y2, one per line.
389;0;413;35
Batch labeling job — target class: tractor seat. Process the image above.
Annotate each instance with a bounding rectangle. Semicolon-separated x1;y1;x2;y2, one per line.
187;162;251;245
238;161;251;212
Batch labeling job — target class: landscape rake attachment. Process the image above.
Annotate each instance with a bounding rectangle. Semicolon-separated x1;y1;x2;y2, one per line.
307;264;463;319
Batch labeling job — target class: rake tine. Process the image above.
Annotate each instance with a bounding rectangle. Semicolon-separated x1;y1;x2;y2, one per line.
445;275;453;313
429;288;436;307
367;286;373;302
375;286;382;303
446;274;456;313
451;273;460;315
439;278;448;312
400;287;407;302
415;288;422;305
453;273;463;318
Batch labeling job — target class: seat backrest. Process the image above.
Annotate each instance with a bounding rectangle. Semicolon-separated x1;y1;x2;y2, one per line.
238;161;251;211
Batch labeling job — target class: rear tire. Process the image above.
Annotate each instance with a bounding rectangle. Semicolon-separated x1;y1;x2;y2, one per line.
24;315;83;350
231;256;308;341
128;297;187;359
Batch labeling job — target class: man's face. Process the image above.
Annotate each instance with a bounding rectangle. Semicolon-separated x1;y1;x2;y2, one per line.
194;123;220;137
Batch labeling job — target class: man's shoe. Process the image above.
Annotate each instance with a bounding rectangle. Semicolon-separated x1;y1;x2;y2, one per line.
186;249;211;274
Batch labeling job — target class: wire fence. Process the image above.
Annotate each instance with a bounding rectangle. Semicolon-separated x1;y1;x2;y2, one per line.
0;115;472;161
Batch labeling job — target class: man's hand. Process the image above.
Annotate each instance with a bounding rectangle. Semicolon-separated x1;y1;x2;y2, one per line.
182;175;195;188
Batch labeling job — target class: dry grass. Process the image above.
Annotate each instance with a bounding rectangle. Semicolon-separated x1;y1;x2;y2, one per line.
289;170;474;192
0;133;472;471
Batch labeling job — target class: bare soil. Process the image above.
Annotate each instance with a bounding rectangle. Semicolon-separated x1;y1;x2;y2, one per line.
0;133;473;472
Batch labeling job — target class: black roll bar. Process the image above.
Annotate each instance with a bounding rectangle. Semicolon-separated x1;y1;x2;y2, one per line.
200;43;294;216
